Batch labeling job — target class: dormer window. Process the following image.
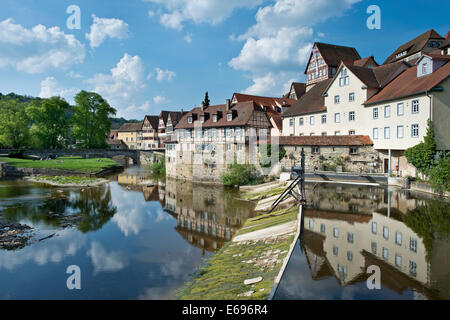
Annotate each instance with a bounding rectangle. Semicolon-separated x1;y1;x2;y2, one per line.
188;116;193;124
339;68;349;87
213;114;217;122
422;63;428;74
396;51;407;59
227;114;232;121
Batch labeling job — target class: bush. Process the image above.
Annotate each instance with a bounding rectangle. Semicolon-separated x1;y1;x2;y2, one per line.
149;161;166;175
404;120;436;173
221;163;264;187
259;144;286;168
428;153;450;193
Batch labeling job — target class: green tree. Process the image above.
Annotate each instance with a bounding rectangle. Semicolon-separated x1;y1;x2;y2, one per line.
26;97;72;149
220;163;264;187
203;92;210;107
404;120;436;173
72;91;116;149
0;100;30;149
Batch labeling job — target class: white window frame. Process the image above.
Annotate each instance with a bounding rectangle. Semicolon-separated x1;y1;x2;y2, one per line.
384;127;391;139
373;107;379;119
349;92;355;102
397;125;404;139
373;128;379;140
411;124;419;138
397;103;404;116
384;105;391;118
412;100;419;114
334;113;340;123
349;111;355;122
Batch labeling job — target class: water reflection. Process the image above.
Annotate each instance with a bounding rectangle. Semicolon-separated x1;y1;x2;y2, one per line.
275;184;450;300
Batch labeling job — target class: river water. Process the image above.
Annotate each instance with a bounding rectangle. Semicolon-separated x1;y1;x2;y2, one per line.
0;167;449;300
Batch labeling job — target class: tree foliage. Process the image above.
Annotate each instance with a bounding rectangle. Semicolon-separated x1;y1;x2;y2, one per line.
26;97;72;149
203;92;210;107
0;100;30;149
221;163;264;187
404;120;436;173
72;91;116;149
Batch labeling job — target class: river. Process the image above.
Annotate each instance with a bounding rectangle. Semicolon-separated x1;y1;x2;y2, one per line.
0;166;449;300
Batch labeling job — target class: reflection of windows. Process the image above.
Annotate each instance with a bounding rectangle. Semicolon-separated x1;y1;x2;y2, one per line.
320;224;326;233
395;254;402;267
337;264;347;280
409;261;417;277
372;222;377;234
309;219;314;229
383;226;389;240
333;246;339;256
395;232;402;245
371;242;377;254
347;232;354;244
410;238;418;253
347;251;353;261
333;228;339;238
382;247;389;260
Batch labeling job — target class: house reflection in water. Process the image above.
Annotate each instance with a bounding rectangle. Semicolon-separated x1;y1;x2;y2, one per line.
165;178;256;255
293;184;450;299
117;172;165;205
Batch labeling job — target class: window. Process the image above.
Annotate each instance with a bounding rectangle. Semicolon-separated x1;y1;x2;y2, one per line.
384;127;390;139
349;111;355;121
226;144;232;151
334;95;340;104
312;146;320;154
321;115;327;124
382;247;389;260
349;147;358;155
333;246;339;256
371;242;377;254
347;232;354;244
320;224;326;233
200;116;205;123
339;68;349;86
309;219;314;229
310;116;315;125
384;105;391;118
321;132;327;136
409;261;417;277
237;144;243;151
373;108;379;119
349;92;355;102
395;254;402;267
333;228;339;238
372;222;377;234
383;226;389;240
227;114;232;121
410;237;418;253
213;115;217;122
395;232;402;245
334;113;340;123
412;100;419;114
397;125;404;139
412;124;419;137
349;130;355;135
289;119;294;127
334;131;341;136
299;117;304;126
397;103;404;116
188;116;193;124
373;128;379;140
347;251;353;261
422;63;428;74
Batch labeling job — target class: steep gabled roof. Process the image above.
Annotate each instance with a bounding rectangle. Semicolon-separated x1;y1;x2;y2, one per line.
118;122;143;132
305;42;361;74
175;101;272;129
159;111;186;126
353;56;379;68
282;79;332;118
287;82;307;99
365;61;450;105
144;115;159;129
383;29;444;64
233;93;296;108
345;64;381;89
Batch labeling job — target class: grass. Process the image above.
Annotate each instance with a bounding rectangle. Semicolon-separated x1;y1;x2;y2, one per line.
32;175;103;186
241;187;286;201
178;235;294;300
0;156;120;173
178;207;300;300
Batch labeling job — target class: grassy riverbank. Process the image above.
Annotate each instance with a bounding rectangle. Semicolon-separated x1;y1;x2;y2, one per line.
178;206;299;300
0;156;120;174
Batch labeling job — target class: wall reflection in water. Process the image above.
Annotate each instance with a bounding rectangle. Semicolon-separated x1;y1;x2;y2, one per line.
275;184;450;300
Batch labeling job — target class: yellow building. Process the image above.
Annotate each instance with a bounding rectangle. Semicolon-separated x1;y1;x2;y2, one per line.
117;122;143;150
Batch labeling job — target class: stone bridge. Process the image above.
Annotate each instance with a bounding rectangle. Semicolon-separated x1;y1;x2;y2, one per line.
0;149;164;165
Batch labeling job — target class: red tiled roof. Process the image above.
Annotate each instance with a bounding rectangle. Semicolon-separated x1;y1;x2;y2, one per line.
175;101;272;129
279;135;373;147
118;122;143;132
144;115;159;129
282;79;332;117
305;43;361;73
160;111;186;126
383;29;444;64
353;56;379;68
365;61;450;105
233;93;296;108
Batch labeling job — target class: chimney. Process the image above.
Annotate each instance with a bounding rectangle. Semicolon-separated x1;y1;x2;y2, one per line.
226;99;231;111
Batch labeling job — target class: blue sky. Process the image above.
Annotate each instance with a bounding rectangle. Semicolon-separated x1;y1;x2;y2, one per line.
0;0;448;119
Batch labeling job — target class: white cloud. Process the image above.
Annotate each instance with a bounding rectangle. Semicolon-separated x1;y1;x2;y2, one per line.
85;15;129;48
154;68;176;82
145;0;264;30
38;77;78;103
0;18;85;74
229;0;361;95
153;96;167;104
184;33;192;43
85;53;146;117
66;71;82;79
87;241;127;274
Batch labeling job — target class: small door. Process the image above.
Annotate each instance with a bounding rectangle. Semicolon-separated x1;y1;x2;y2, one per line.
384;159;389;173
